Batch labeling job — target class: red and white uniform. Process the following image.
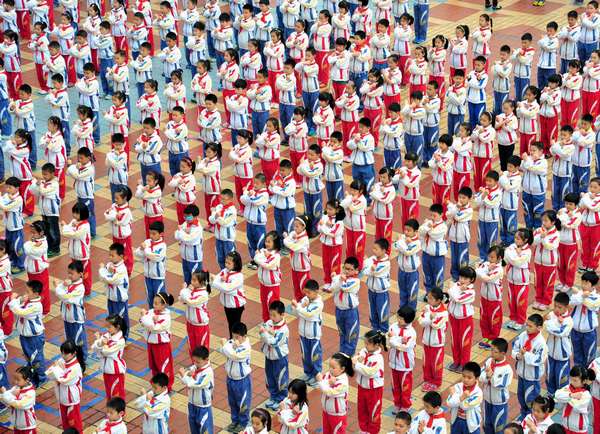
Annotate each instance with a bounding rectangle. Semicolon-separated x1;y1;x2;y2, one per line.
580;191;600;270
313;105;335;146
555;385;591;434
471;125;496;190
46;357;83;433
213;269;245;308
318;372;349;434
533;226;559;307
418;303;448;387
179;285;210;354
505;242;531;325
447;382;484;433
539;86;561;153
429;148;453;207
318;215;344;286
341;193;367;268
140;308;174;390
557;207;582;289
477;261;504;340
283;230;311;301
91;331;126;399
104;203;134;274
196;157;221;222
561;71;582;128
135;184;164;238
136;92;162;124
370;181;395;248
472;26;492;60
1;384;36;432
229;143;254;210
449;37;468;74
395;166;421;224
388;322;416;409
407;58;428;95
582;60;600;118
354;348;385;434
168;171;198;224
451;136;473;200
517;100;540;154
448;282;475;366
254;248;282;321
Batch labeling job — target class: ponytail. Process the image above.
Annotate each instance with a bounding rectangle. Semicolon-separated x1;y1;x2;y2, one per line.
60;339;86;374
364;329;388;352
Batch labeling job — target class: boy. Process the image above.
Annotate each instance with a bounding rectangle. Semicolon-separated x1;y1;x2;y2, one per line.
135;117;164;183
474;170;501;261
550;125;575;210
66;147;97;237
349;31;371;105
131;42;154;99
410;392;447;434
0;58;10;139
106;134;129;199
347;117;376;198
269;159;297;237
276;59;297;145
247;68;272;138
492;45;513;116
578;1;600;62
571;271;600;367
363;238;391;332
30;163;61;255
76;62;101;145
511;313;548;419
521;142;548;228
371;20;391;70
331;256;361;355
428;134;453;207
499;155;522;245
98;242;130;338
544;292;573;396
423;81;441;163
8;280;46;386
0;177;24;272
157;31;181;82
8;84;36;169
212;12;235;67
70;30;92;79
134;373;171;434
447;187;473;281
370;167;396;249
537;21;559;89
96;21;115;97
479;338;513;434
219;322;252;432
446;362;483;434
446;70;467;135
174;205;204;285
401;91;426;164
323;131;344;201
106;50;130;116
285;107;309;184
295;48;319;134
388;411;411;434
381;102;404;169
291;279;323;387
198;93;222;146
393;219;421;310
134;221;166;307
165;106;189;176
466;56;488;130
96;397;127;433
556;193;582;291
178;345;214;434
259;300;289;410
45;73;71;154
297;144;324;233
208;189;237;270
389;305;417;412
226;78;249;146
558;10;580;74
395;153;421;225
240;174;269;268
419;204;447;293
572;114;595;195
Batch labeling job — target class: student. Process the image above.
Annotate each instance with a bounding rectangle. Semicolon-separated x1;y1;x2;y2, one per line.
105;50;130;117
91;314;127;399
447;362;484;434
291;279;323;387
297;145;324;232
446;70;467;135
284;216;312;302
572;114;595;196
39;116;66;204
259;300;289;410
226;78;250;146
347;118;376;196
98;243;130;337
472;13;492;68
532;210;560;310
474;170;501;261
492;45;513;116
246;69;271;139
571;271;600;367
164;71;187;120
561;60;582;128
134;221;167;307
135;117;164;184
479;338;513;434
135;170;165;238
219;321;252;432
136;79;162;125
381;102;404;169
0;178;24;272
402;91;426;164
451;124;473;201
0;31;22;100
551;126;575;210
45;73;71;156
72;105;95;152
363;239;391;332
178;271;211;355
316;352;353;434
0;366;38;433
447;187;473;282
254;231;282;322
295;48;319;135
496;100;519;171
580;178;600;272
520;396;554;434
477;246;505;348
537;21;559;89
370;167;396;249
213;251;246;338
165;106;190;178
428;134;453;208
341;180;367;268
133;373;171;434
8;84;36;170
419;204;448;293
448;266;476;371
418;287;449;391
539;74;562;155
269;159;297;238
466;56;489;130
96;21;114;97
389;306;417;412
209;189;237;270
157;32;181;83
517;86;540;155
579;1;600;62
393;219;421;310
330;256;360;355
512;314;548;419
544;292;573;396
256;117;282;187
556;193;581;292
410;391;447;433
521;142;548;228
423;81;441;163
170;156;198;225
395;153;421;224
277;379;309;433
499;155;522;245
131;42;154;100
313;92;336;147
103;186;133;274
178;345;214;434
322;132;345;201
23;222;50;315
472;112;496;190
285;107;309;183
95;397;127;433
554;366;593;434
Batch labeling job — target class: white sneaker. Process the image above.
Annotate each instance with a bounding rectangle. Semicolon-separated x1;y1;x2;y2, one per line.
555;283;564;292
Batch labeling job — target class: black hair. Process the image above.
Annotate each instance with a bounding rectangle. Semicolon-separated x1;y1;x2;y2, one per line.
151;373;169;388
491;337;508;353
191;270;211;294
349;179;367;196
515;228;533;245
462;361;481;377
404;218;419;231
250;408;272;431
485;170;499;182
395;410;412;425
60;339;86;374
225;251;243;272
115;186;132;202
428;287;449;304
269;300;285;315
16;365;35;382
507;155;521;168
4;177;20;189
192;345;209;360
458;266;476;282
26;280;43;295
30;220;46;236
107;396;126;413
147;171;166;190
569;365;596;387
553;291;570;306
304;279;319;292
548;74;562;86
237;129;253;145
429;203;444;215
106;314;128;339
423;391;442;407
503;423;524;434
231;321;248;336
325;199;346;221
396;305;416;324
41;162;55;173
318;92;335;109
359;117;371;128
582;270;599;285
532;395;555;413
331;352;354;377
488;245;504;263
344;256;360;270
68;260;84;274
287;378;308;409
458;186;473;199
364;329;388;351
155;292;175;307
179;156;197;173
374;238;390;253
109;242;125;257
149;221;164;233
541;210;561;231
438;133;452;147
527;313;544;328
184;204;200;217
265;230;282;251
546;424;566;434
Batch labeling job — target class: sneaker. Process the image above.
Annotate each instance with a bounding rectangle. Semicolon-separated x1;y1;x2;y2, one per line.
307;377;319;388
10;267;24;275
36;90;48;95
264;399;278;410
343;155;352;163
447;363;461;373
246;261;258;270
225;422;238;432
322;283;332;293
281;247;291;256
478;339;492;349
421;382;438;391
532;302;544;311
579;266;588;273
233;424;246;433
47;250;60;258
492;5;502;9
298;373;311;382
555;283;564;292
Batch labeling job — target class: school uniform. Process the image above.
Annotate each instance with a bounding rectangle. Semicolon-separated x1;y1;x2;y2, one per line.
539;87;561;154
412;0;429;43
532;226;559;307
1;383;37;433
402;103;426;164
570;289;600;367
91;331;126;400
134;238;166;307
472;25;491;67
178;285;210;355
254;248;282;321
561;72;582;128
479;357;513;434
475;185;501;261
544;311;573;396
590;356;600;434
234;158;260;225
580;191;600;270
134;389;171;434
208;203;237;270
135;184;164;239
181;362;214;434
313;105;335;147
496;112;518;171
389;322;416;410
23;237;50;315
447;382;483;434
135;130;163;183
54;279;88;360
256;130;281;186
285;119;309;184
363;254;391;332
284;230;311;302
319;372;349;434
45;357;83;432
446;82;467;135
40;130;66;200
477;261;504;341
556;207;582;289
492;60;512;116
370;182;395;249
498;170;521;245
537;34;558;89
0;40;22;100
521;155;547;228
555;385;591;434
516;99;539;155
213;269;245;337
340;193;367;268
410;410;447;434
448;282;475;366
381;116;404;170
330;273;360;355
355;348;385;434
394;165;421;224
335;91;360;158
418;303;448;387
579;11;600;62
137;91;162;125
393;26;412;82
466;70;488;130
419;219;448;292
511;331;548;418
0;193;25;270
328;50;351;115
521;414;553;434
9;98;36;169
550;140;574;210
348;132;376;197
221;338;252;427
269;173;296;236
297;158;324;232
450;135;472;202
446;202;472;281
423;95;441;163
318;215;344;287
260;319;289;403
349;41;371;104
393;234;421;311
472;125;495;191
168;170;197;225
295;295;323;379
98;260;129;337
226;93;249;146
140;308;175;391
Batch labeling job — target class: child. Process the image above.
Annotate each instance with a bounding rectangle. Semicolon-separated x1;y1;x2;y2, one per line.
259;300;289;409
134;221;167;307
410;392;447;433
283;216;312;301
98;243;130;336
103;96;129;161
423;81;441;163
412;0;429;44
537;21;559;89
136;79;162;125
517;86;541;156
571;271;600;367
561;61;582;131
316;353;354;434
104;187;133;274
512;314;548;419
134;373;171;433
477;246;505;348
341;180;367;268
499;156;522;245
269;160;296;238
23;221;50;315
363;239;391;332
402;91;426;163
521;142;548;228
353;330;387;434
72;105;95;152
254;231;282;322
329;37;351;112
555;366;593;434
448;266;476;371
131;43;154;100
428;134;453;207
583;51;600;117
95;21;114;97
335;82;360;158
580;178;600;272
219;321;252;432
135;117;164;184
0;243;12;336
472;112;496;191
157;31;181;83
277;379;309;433
297;144;324;232
394;219;421;310
449;24;469;77
91;314;127;399
532;210;560;310
479;338;513;434
66;147;96;238
169;157;198;225
70;31;92;80
496;100;519;171
389;306;417;412
504;228;534;331
347;118;376;196
474;170;501;261
521;396;554;434
370;167;396;248
292;279;323;386
39;115;65;202
551;126;575;210
95;397;127;433
452;123;473;201
447;362;484;434
256;117;282;187
544;292;573;396
226;78;250;145
539;74;562;156
8;85;36;170
45;340;85;432
381;102;404;169
419;204;448;293
135;171;165;238
371;22;391;71
0;31;22;100
178;346;214;434
418;287;449;391
247;69;272;138
285;107;309;184
198;93;222;147
0;366;38;433
572;114;595;196
331;256;360;354
165;106;190;177
245;408;271;434
557;193;582;291
313;92;335;147
447;187;473;282
0;178;25;272
395;153;421;224
208;189;238;270
178;270;210;354
295;48;319;134
446;70;467;135
492;45;513;116
164;70;187;121
213;251;246;338
240;173;268;266
467;56;488;130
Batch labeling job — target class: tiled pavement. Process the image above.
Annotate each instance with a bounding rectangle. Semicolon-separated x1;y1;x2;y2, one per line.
0;0;594;432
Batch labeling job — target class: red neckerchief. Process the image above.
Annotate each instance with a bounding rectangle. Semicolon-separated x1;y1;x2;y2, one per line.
149;238;164;249
491;358;509;371
426;412;445;428
564;385;587;417
523;331;540;352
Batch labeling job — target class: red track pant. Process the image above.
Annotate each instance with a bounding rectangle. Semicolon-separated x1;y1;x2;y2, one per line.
103;373;126;399
332;82;346;116
399;55;410;85
19;179;34;216
291;270;310;302
480;298;502;340
83;260;92;296
147;342;174;390
64;54;76;85
561;99;580;128
144;215;163;239
508;282;529;325
16;10;31;40
341;120;358;156
375;218;393;253
15;430;37;434
290;150;306;184
234;176;252;212
114;35;129;57
345;229;366;269
453;171;471;201
222;88;236;123
259;283;280;321
383;94;401;117
6;71;21;100
0;291;13;335
186;322;210;356
593;397;600;434
582;89;600;119
449;315;473;366
423;344;444;387
322;244;342;285
534;263;557;306
203;194;218;227
28;269;50;314
473;157;492;191
91;49;99;71
114;236;133;276
432;183;450;210
60;404;82;433
400;198;419;225
56;167;66;200
34;63;49;92
558;242;578;288
322;412;347;434
316;51;329;84
391;369;412;409
268;70;282;104
539;115;558;154
362;107;382;146
357;386;383;434
261;159;279;187
431;75;446;107
580;224;600;269
519;133;536;155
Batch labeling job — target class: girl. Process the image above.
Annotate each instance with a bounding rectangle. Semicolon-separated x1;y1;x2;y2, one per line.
255;117;281;186
3;130;34;217
561;60;582;129
108;0;128;55
557;197;582;292
104;186;134;275
472;14;492;69
0;242;12;337
341;180;367;269
286;107;309;183
40;117;66;200
168;157;197;225
318;199;345;290
0;31;22;99
23;221;50;315
429;34;448;103
277;379;310;434
539;74;562;155
82;5;101;69
264;28;285;104
393;13;413;87
196;143;222;226
140;292;175;391
135;170;165;239
452;123;473;200
91;314;127;400
72;105;95;152
521;396;555;434
312;9;332;84
240;39;262;88
417;287;449;391
104;92;130;158
472;111;496;190
0;366;37;434
313;92;335;146
29;22;51;93
517;86;541;154
54;13;76;86
359;69;384;147
218;48;240;126
329;37;351;109
254;231;282;322
495;99;518;171
447;266;476;371
505;228;533;329
332;3;351;42
164;69;187;119
582;50;600;119
354;330;386;434
555;366;593;434
191;59;213;113
61;203;92;295
229;130;254;212
212;251;245;338
579;177;600;272
179;270;211;355
284;215;312;301
317;352;354;434
244;408;271;434
45;340;85;433
408;46;429;96
477;245;504;348
532;210;560;310
449;24;469;77
136;79;162;124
